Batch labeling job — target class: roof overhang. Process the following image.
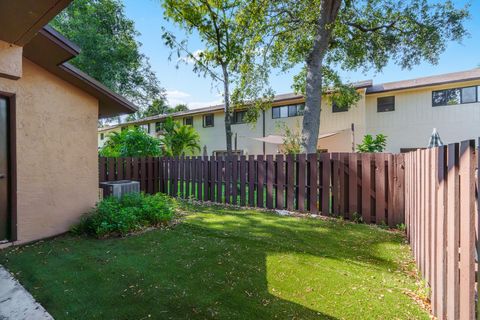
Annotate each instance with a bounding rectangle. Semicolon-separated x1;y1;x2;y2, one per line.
22;26;137;118
0;0;71;46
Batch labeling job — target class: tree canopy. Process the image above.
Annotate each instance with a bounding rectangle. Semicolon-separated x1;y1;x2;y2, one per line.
159;117;201;156
51;0;166;118
242;0;470;152
161;0;271;155
99;127;162;157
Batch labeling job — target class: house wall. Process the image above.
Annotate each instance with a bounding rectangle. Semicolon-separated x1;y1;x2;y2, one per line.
0;40;22;79
365;80;480;152
0;58;99;244
98;92;368;156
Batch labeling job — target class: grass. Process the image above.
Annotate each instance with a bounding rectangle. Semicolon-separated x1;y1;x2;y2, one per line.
0;203;428;319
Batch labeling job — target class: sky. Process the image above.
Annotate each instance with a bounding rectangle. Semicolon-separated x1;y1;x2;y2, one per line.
123;0;480;110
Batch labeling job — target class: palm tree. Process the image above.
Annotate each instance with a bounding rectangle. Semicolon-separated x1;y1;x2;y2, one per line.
159;117;201;156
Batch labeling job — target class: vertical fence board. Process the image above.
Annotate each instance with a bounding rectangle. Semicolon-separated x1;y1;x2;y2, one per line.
458;140;475;320
240;156;246;206
266;155;274;209
232;155;238;205
361;154;371;223
257;155;265;208
286;154;294;211
248;155;255;207
225;156;231;204
217;156;223;203
446;143;460;320
308;153;318;215
348;153;358;219
276;154;285;209
297;154;306;212
375;154;386;224
321;153;331;215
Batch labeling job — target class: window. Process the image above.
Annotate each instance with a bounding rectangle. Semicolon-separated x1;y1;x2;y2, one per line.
203;114;214;127
139;124;148;132
332;101;348;113
432;86;478;107
272;103;305;119
377;96;395;112
232;110;247;124
100;133;104;140
155;121;164;132
183;116;193;126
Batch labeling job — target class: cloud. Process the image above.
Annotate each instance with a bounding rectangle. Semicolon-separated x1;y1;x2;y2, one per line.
177;49;204;65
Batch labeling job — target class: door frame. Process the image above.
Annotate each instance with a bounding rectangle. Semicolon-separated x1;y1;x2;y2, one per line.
0;91;17;241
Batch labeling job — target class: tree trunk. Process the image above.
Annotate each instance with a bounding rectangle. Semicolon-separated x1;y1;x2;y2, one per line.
222;64;233;156
301;0;342;153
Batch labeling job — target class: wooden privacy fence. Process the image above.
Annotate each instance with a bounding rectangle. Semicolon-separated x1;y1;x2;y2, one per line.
99;153;405;226
404;140;479;320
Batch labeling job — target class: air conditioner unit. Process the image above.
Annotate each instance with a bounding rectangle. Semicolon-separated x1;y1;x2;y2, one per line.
99;180;140;198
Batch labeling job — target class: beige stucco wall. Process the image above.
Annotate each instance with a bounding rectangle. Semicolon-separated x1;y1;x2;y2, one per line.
365;80;480;152
0;40;22;79
0;58;99;244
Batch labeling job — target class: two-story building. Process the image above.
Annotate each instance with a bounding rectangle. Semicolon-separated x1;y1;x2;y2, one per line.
98;68;480;154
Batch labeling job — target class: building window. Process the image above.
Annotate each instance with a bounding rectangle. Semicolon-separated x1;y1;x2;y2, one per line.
432;86;479;107
377;96;395;112
139;124;149;132
183;116;193;126
332;101;348;113
100;133;104;140
155;121;164;132
203;114;214;127
272;103;305;119
232;110;247;124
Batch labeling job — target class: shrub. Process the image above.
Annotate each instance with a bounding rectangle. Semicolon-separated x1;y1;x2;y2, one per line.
73;193;176;237
356;134;387;153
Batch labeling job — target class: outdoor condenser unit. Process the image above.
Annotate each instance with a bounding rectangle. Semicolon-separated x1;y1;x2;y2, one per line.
99;180;140;198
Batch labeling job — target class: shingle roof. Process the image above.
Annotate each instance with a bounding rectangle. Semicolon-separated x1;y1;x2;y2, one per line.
366;68;480;94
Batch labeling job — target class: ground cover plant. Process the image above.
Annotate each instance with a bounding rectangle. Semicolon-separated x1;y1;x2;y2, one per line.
73;192;176;237
0;203;429;319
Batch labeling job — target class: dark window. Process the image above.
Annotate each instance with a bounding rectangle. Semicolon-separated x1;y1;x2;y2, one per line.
332;101;348;113
461;86;477;104
183;116;193;126
377;96;395;112
272;103;305;119
203;114;214;127
432;86;478;107
100;133;104;140
155;121;164;132
232;111;246;124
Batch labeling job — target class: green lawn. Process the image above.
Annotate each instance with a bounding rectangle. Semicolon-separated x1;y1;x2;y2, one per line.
0;204;428;319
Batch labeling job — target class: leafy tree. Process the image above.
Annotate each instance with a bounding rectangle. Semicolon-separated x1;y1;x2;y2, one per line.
277;121;302;155
51;0;166;122
161;0;271;156
357;134;387;153
170;104;189;114
243;0;469;153
126;98;171;121
159;117;201;156
99;127;161;157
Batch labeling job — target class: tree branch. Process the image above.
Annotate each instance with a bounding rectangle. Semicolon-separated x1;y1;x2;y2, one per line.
347;21;397;33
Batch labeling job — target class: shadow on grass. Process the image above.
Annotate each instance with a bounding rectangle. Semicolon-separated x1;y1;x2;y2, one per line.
0;203;424;319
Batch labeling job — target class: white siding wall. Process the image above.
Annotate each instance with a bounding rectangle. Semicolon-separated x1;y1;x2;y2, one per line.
365;80;480;152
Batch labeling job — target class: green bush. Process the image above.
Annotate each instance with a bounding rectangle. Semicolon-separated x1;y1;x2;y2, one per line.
73;193;176;237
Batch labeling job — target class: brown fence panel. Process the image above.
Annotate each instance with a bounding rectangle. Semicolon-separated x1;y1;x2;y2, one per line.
404;140;478;320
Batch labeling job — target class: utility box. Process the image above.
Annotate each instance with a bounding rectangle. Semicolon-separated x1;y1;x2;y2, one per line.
99;180;140;198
